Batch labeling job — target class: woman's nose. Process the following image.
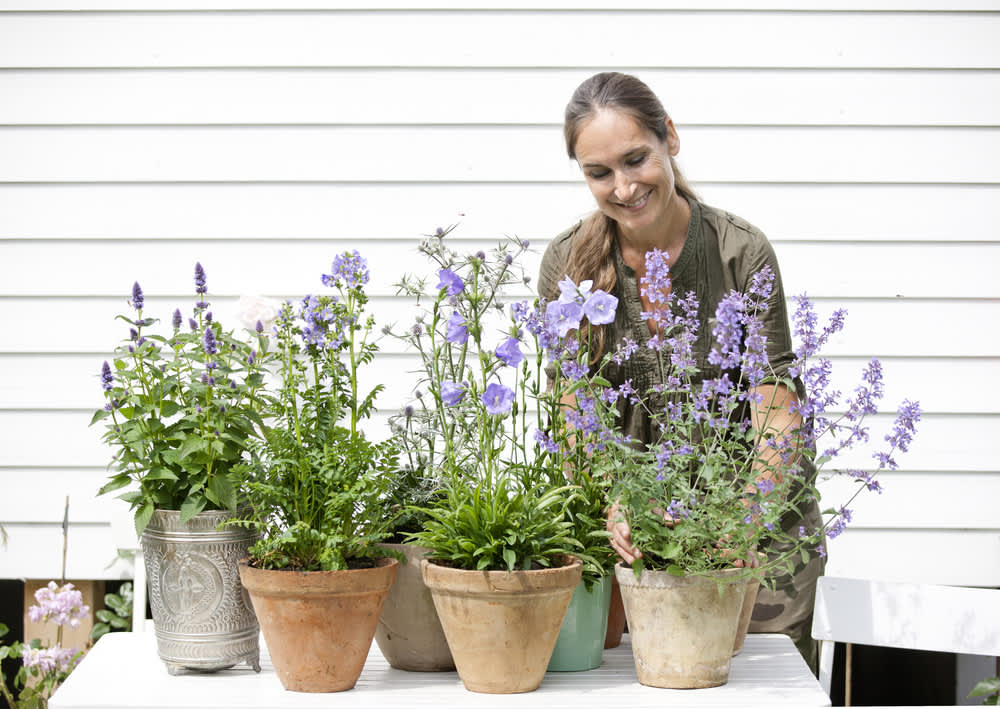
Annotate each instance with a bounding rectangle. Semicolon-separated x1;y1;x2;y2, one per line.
614;173;635;201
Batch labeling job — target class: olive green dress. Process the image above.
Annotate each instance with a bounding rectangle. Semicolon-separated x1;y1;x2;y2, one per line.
538;198;825;670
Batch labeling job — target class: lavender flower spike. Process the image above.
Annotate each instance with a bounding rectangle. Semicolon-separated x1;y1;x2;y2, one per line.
194;262;207;295
172;308;183;330
100;361;114;392
129;282;144;311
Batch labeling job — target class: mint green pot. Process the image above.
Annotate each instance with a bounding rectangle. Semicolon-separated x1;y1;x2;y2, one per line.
546;574;613;672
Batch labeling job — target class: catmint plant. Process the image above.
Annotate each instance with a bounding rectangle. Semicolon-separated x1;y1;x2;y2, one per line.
1;583;89;708
232;252;399;572
577;249;921;581
93;263;272;536
393;228;618;584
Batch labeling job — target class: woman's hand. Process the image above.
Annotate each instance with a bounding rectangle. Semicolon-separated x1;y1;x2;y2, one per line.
606;502;641;564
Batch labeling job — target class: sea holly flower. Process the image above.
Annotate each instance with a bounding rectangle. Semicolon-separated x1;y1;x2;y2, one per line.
495;336;524;367
582;289;618;326
446;311;469;345
436;268;466;296
440;380;466;406
481;382;514;415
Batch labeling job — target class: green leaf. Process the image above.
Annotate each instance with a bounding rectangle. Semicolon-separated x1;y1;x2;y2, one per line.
502;547;516;571
208;475;237;512
98;476;132;496
134;503;154;537
144;467;179;482
667;564;686;577
90;408;111;426
969;677;1000;698
179;493;207;524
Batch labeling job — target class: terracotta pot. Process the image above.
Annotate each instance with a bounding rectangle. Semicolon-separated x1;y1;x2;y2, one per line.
615;563;746;689
374;543;454;671
604;574;626;649
422;556;582;694
238;557;398;692
732;576;761;655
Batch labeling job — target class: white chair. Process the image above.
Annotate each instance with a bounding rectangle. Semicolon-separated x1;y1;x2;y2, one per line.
812;576;1000;701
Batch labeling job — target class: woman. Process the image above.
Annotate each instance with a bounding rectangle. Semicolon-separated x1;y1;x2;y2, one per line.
538;71;825;670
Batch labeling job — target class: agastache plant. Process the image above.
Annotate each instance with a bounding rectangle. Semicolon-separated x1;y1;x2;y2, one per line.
231;251;400;572
576;249;921;581
392;227;618;585
93;263;271;536
1;583;89;708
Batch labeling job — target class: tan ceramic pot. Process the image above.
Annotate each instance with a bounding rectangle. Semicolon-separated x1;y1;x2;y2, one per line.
238;557;398;692
732;576;761;655
615;563;746;689
374;543;454;671
422;556;582;694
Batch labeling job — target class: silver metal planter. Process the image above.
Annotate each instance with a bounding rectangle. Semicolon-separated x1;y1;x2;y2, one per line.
141;508;260;674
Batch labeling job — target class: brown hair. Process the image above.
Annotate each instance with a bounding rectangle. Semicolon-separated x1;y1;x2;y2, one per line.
561;72;697;359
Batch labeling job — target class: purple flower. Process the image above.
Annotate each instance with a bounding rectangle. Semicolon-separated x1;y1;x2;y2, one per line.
640;250;672;304
534;429;559;454
203;328;218;356
129;282;144;311
558;276;592;304
545;300;583;338
446;311;468;345
495;336;524;367
255;319;264;334
561;360;587;381
194;262;207;295
583;289;618;325
436;268;466;296
28;582;89;629
481;382;514;415
323;250;370;289
171;308;182;330
440;381;465;407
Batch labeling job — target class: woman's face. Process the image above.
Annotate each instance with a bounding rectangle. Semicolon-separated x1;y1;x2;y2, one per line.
572;108;681;239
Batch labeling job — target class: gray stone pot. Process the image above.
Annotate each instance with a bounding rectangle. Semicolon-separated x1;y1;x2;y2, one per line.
141;508;260;674
374;543;454;671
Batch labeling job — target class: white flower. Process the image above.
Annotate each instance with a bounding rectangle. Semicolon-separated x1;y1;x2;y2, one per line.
236;295;281;334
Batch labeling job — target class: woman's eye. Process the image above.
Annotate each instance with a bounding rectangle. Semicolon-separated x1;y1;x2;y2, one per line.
588;169;610;179
626;154;646;166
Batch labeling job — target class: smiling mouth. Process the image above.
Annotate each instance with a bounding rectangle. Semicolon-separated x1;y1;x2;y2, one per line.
615;190;652;210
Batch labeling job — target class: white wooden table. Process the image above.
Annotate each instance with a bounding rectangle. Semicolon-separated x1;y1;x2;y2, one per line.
50;631;830;708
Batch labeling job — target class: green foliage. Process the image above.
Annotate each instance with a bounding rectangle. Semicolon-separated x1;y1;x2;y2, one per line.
234;252;400;571
93;266;271;536
969;677;1000;705
89;583;133;642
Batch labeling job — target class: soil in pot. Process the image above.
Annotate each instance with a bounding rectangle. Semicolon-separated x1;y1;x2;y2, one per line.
239;557;398;692
374;543;454;671
615;563;746;689
422;556;581;694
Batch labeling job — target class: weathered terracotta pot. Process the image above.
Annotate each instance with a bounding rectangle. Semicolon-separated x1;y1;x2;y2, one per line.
604;574;626;649
615;563;745;689
732;576;761;655
238;557;398;692
374;543;454;671
422;556;582;694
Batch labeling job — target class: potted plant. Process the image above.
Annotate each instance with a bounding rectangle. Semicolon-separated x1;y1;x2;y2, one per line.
93;264;269;674
232;251;400;693
372;407;455;672
394;229;625;693
575;249;921;688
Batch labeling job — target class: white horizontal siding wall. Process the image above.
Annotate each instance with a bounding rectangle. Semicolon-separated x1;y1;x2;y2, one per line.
0;2;997;584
